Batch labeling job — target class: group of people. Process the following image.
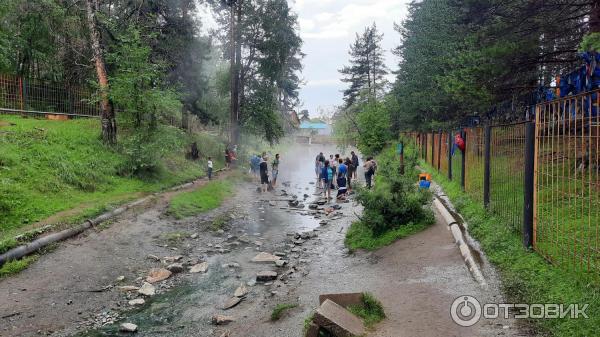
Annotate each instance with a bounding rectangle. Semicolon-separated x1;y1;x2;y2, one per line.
315;151;376;200
250;153;280;193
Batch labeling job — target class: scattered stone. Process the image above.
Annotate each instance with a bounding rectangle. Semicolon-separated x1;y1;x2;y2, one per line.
251;252;281;263
138;282;156;296
275;260;288;267
269;201;276;207
234;284;248;298
256;271;278;282
222;296;242;310
163;255;183;263
189;262;209;273
274;252;286;257
247;279;257;287
212;315;235;325
190;233;198;239
146;268;172;283
299;259;311;264
128;298;146;306
119;323;138;333
313;299;365;337
166;263;184;273
118;286;139;292
116;276;125;282
254;241;263;247
147;254;160;261
319;220;328;226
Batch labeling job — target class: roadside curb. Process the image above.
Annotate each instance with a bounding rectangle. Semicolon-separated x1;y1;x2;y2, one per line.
433;198;488;289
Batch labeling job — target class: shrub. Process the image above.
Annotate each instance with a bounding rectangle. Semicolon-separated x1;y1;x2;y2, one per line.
355;145;431;236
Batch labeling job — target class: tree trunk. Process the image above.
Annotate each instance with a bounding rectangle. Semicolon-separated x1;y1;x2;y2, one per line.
591;0;600;33
229;2;239;145
85;0;116;144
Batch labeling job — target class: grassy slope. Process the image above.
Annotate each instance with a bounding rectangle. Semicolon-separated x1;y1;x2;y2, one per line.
422;161;599;337
0;115;223;241
167;179;234;219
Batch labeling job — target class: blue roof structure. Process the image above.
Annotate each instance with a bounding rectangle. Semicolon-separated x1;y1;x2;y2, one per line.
299;121;328;129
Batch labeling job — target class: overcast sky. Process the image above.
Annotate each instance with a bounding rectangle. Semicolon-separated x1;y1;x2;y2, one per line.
291;0;410;117
199;0;410;117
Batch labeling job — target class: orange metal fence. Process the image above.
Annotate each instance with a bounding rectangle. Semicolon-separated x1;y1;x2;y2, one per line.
0;74;101;117
489;123;527;232
535;91;600;272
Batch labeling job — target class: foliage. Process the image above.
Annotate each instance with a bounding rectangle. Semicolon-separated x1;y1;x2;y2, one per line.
354;146;433;236
345;220;430;252
354;101;392;155
0;256;37;278
348;293;386;328
424;163;600;337
0;115;215;235
270;303;298;321
580;32;600;52
167;180;234;219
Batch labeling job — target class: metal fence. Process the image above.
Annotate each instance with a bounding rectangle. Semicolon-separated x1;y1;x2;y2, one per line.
535;92;600;272
0;74;101;117
409;89;600;273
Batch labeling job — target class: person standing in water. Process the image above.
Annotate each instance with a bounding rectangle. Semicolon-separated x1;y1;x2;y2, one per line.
315;152;325;188
271;154;280;187
351;151;359;180
321;160;333;200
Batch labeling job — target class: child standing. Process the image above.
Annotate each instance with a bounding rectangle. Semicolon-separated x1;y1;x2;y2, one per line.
207;157;213;180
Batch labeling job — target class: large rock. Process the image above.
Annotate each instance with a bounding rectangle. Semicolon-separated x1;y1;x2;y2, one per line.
189;262;209;273
212;314;235;325
251;252;281;263
146;268;172;283
138;282;156;296
256;271;278;282
313;299;365;337
119;323;138;333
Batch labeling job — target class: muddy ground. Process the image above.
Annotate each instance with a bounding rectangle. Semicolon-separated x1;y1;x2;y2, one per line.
0;144;531;337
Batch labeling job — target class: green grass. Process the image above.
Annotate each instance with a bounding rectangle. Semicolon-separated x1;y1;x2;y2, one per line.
167;180;234;219
348;293;386;329
270;303;298;321
0;256;37;278
424;163;600;337
0;115;225;240
210;213;231;231
345;220;431;251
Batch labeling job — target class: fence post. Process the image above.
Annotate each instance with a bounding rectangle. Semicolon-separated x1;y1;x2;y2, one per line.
483;125;491;209
424;133;428;162
437;130;442;171
430;133;435;166
448;132;453;180
461;129;466;189
18;76;25;115
523;121;536;249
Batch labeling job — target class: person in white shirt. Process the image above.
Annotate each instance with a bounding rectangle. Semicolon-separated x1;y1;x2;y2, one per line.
207;157;213;180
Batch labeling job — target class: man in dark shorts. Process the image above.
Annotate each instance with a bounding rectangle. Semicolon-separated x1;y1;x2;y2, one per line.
351;151;359;179
259;155;269;193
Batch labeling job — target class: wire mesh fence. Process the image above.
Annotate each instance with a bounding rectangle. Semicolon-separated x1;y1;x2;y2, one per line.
0;74;101;117
489;123;526;233
535;91;600;272
465;127;485;203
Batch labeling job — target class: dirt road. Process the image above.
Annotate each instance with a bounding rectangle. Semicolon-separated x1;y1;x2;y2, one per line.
0;144;530;337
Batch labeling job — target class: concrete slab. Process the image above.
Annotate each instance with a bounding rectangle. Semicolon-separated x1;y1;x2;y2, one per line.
318;293;363;309
313;299;365;337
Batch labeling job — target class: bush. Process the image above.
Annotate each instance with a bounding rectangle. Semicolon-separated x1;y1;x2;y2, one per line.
355;145;432;236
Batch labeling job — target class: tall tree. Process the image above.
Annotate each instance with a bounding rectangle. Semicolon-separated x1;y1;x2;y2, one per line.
339;23;387;108
85;0;116;144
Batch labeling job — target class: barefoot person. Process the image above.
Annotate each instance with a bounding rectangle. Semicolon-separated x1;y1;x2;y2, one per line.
272;154;280;187
259;155;269;193
315;152;325;188
321;160;333;200
351;151;359;180
336;158;348;199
